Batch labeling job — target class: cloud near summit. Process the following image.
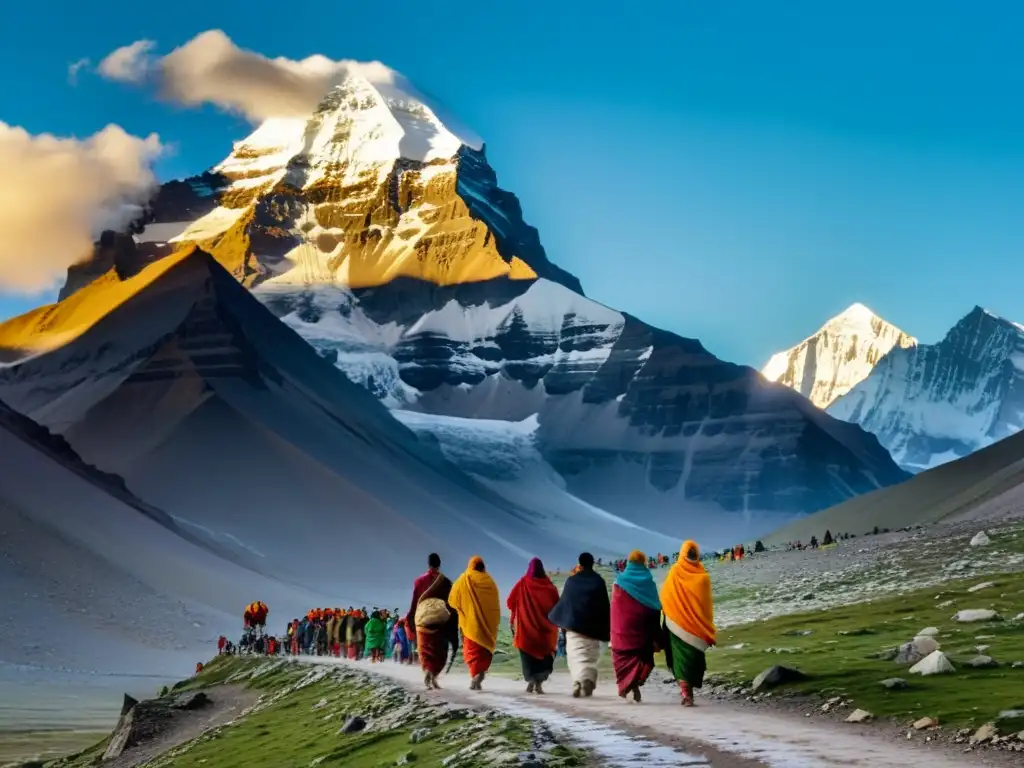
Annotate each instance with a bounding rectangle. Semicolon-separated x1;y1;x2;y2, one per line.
0;123;163;293
98;30;394;122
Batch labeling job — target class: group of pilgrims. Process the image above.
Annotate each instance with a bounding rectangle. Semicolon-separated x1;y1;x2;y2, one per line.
230;540;715;707
413;540;715;706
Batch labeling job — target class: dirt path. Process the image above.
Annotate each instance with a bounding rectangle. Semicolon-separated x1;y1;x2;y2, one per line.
299;657;989;768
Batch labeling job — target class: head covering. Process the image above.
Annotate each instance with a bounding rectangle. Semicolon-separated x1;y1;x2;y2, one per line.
526;557;546;578
659;540;716;646
614;559;661;611
469;555;486;572
627;550;646;565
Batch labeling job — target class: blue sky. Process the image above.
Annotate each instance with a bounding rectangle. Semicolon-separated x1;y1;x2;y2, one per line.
2;1;1022;366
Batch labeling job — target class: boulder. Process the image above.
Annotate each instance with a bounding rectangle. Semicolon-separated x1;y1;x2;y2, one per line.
970;531;991;547
970;723;997;744
953;609;1000;623
751;665;809;692
340;716;367;734
966;655;998;669
909;650;955;676
912;636;940;656
846;709;873;723
913;717;938;730
881;678;908;690
917;627;940;637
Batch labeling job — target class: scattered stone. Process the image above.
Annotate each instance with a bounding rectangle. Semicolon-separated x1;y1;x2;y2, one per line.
953;609;1001;623
970;723;997;744
801;593;815;600
783;629;813;636
894;642;926;665
846;709;874;723
914;717;938;730
1013;613;1024;623
968;581;996;593
409;729;431;744
970;531;991;547
312;698;329;711
910;650;956;676
397;752;417;765
1012;661;1024;669
998;710;1024;721
873;648;899;661
917;627;940;637
881;678;908;690
966;655;998;669
751;665;810;692
340;716;367;734
912;635;940;656
838;628;875;636
936;600;955;608
728;643;748;650
975;645;990;653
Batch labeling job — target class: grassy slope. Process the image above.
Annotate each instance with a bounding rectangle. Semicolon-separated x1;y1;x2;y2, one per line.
708;570;1024;729
47;656;585;768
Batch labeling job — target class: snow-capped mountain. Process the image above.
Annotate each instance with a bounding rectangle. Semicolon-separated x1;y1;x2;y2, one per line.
829;306;1024;473
54;63;910;539
762;303;917;409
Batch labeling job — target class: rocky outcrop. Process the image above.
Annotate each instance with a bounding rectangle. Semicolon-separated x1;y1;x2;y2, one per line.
829;306;1024;472
762;303;916;409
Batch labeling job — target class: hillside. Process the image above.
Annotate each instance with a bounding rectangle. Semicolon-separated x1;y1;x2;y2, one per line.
764;426;1024;545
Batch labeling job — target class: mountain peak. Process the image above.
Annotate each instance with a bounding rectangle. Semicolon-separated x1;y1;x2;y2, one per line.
762;303;916;409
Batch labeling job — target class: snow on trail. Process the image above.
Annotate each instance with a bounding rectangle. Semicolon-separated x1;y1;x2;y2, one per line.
300;656;972;768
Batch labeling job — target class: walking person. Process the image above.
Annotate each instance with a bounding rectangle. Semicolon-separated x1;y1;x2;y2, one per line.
548;552;610;698
364;610;387;662
409;553;459;690
448;556;501;691
506;557;560;694
660;540;716;706
611;550;662;702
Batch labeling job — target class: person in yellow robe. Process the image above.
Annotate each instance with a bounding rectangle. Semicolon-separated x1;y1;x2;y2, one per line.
659;540;716;706
448;556;501;690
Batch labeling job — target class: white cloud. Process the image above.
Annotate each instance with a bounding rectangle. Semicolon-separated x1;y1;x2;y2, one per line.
97;30;394;122
98;39;157;84
0;122;163;293
67;58;91;86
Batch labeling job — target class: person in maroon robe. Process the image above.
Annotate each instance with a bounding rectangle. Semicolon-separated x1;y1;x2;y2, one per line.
408;553;459;688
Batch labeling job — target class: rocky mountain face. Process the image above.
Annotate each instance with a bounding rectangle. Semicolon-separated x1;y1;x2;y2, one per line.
762;303;917;409
828;306;1024;473
53;65;910;540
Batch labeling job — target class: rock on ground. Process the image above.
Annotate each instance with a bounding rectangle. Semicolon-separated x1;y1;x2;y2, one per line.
970;531;991;546
909;651;956;676
913;717;938;730
917;627;939;637
953;609;1000;623
970;723;997;744
966;655;998;669
881;678;907;690
751;665;810;692
846;709;874;723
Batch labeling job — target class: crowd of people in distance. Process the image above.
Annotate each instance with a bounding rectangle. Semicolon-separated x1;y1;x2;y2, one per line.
214;540;716;708
611;553;671;573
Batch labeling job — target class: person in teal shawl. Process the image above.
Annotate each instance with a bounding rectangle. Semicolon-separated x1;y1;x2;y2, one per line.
364;610;388;663
385;611;397;658
610;550;662;701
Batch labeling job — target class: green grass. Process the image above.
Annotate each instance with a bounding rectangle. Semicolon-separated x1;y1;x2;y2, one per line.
47;656;587;768
707;570;1024;728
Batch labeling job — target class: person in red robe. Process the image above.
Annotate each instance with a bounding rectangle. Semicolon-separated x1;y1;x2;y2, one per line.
408;553;458;689
611;550;662;702
506;558;560;693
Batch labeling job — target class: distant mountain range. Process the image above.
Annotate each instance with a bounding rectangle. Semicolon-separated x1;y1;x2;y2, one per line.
765;304;1024;474
7;63;909;546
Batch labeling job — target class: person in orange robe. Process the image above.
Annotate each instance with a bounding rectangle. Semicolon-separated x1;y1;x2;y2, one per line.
448;556;501;690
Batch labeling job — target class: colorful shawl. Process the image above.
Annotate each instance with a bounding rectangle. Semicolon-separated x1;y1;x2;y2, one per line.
659;540;716;646
448;556;501;652
614;561;661;611
364;616;387;650
506;558;560;659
